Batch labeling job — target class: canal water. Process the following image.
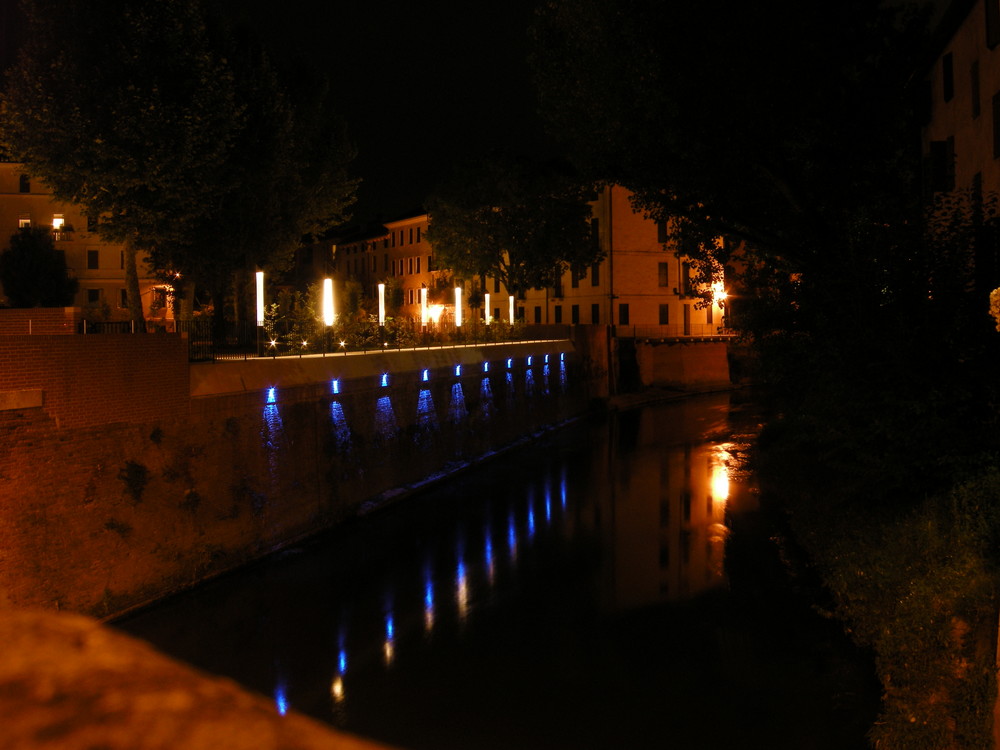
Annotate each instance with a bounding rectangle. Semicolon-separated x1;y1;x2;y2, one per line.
115;392;879;750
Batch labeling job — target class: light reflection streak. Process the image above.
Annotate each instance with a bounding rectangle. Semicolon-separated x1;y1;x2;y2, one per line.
375;396;397;442
262;389;283;489
545;483;552;524
449;383;468;422
480;377;493;418
330;400;352;450
559;359;567;389
560;468;568;511
508;512;518;563
456;559;469;622
484;527;496;584
527;489;536;539
542;364;550;395
383;612;395;665
424;564;435;633
274;681;288;716
417;389;437;430
525;368;535;397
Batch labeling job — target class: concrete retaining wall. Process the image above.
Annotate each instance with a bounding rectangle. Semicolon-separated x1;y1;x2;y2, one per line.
0;337;586;618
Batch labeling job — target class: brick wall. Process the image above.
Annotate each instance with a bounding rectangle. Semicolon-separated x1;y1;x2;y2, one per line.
0;333;189;428
0;307;81;335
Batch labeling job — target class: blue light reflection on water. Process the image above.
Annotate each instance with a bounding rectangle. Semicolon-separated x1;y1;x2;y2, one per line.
525;368;535;397
480;377;493;419
117;395;854;750
274;681;288;716
542;364;550;395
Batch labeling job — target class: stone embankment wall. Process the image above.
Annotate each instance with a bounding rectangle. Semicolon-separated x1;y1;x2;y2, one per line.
0;334;586;618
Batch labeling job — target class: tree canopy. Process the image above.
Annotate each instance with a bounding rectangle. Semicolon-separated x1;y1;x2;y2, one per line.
1;0;357;329
425;155;599;296
0;226;78;308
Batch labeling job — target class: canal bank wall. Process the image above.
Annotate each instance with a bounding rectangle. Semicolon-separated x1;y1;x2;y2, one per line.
0;334;588;618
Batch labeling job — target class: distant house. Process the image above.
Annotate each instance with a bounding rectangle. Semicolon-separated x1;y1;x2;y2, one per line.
0;162;168;320
921;0;1000;295
328;185;730;338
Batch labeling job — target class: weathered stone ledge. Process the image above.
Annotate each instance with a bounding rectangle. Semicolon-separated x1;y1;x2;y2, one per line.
0;608;396;750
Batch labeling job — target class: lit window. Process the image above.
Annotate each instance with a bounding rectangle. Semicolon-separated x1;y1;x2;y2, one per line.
52;215;64;231
18;216;30;228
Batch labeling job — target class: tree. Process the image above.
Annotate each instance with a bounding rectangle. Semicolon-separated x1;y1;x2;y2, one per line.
425;155;599;297
144;31;358;341
0;226;78;307
1;0;244;326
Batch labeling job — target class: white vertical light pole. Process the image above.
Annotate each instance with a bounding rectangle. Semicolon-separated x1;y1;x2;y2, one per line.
255;271;265;326
454;286;463;328
508;294;515;324
420;288;428;327
484;292;491;325
322;278;334;326
378;283;386;325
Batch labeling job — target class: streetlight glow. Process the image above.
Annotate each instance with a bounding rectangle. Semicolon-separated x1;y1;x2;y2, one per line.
322;278;334;326
255;271;265;326
454;286;463;327
378;283;386;325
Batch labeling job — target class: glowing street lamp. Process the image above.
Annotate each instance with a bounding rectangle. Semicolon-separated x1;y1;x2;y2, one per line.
484;292;491;325
255;271;265;326
454;286;463;327
322;278;334;327
378;283;386;326
508;294;515;323
420;288;428;327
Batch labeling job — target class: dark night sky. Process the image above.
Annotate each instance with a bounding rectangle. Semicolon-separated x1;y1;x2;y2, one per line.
0;0;552;225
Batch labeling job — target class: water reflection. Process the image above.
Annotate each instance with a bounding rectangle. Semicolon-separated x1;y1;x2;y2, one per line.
374;396;396;442
125;395;854;750
416;389;437;431
448;383;467;423
261;387;283;488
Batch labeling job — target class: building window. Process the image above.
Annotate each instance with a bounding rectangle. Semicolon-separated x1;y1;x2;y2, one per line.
493;307;500;321
384;253;389;272
416;257;421;273
554;305;563;323
658;262;669;287
408;257;413;274
18;174;29;193
657;220;668;243
18;215;30;228
659;304;670;325
51;215;65;240
517;306;525;321
87;250;99;269
682;262;695;296
930;138;956;189
87;215;98;232
533;306;542;323
417;227;422;243
706;305;714;325
120;251;125;270
409;228;413;244
988;0;1000;49
591;262;600;287
942;52;954;102
408;288;414;305
571;304;580;324
972;60;981;118
493;277;500;293
591;303;600;324
119;289;128;308
87;289;100;304
619;303;630;325
391;233;395;248
428;255;435;271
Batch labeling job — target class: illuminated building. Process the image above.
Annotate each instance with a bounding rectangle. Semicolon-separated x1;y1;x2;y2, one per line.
0;162;170;320
329;186;729;335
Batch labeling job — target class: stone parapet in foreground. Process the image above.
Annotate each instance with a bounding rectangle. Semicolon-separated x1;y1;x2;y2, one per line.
0;608;395;750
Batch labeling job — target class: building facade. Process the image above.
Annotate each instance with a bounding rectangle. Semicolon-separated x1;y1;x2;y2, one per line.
923;0;1000;194
331;185;729;336
0;162;167;320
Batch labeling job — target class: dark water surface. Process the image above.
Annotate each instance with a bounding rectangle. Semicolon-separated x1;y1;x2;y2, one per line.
116;392;879;749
